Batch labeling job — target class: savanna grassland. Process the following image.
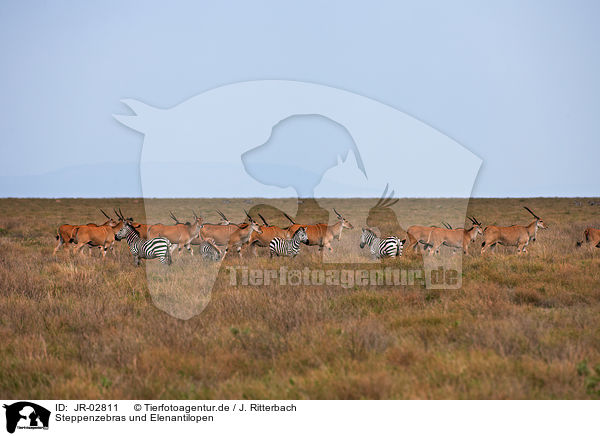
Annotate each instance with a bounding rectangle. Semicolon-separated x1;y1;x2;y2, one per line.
0;197;599;399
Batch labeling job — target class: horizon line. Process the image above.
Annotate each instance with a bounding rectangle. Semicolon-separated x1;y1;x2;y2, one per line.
1;196;598;200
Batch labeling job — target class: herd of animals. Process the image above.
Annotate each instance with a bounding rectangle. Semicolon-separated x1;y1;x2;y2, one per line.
53;205;600;266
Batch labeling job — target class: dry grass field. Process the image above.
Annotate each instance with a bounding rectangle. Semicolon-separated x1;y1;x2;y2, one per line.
0;197;599;399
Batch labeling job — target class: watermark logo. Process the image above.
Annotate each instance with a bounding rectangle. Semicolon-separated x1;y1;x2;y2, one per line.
3;402;50;433
114;80;481;319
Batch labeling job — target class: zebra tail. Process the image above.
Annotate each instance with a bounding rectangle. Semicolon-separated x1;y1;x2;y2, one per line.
398;239;406;256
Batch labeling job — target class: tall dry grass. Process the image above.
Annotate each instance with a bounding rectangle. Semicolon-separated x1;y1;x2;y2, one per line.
0;197;599;399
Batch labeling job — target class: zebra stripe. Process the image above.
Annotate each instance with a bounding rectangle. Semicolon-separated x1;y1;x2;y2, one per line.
116;223;172;265
198;240;222;261
360;228;404;259
269;227;307;257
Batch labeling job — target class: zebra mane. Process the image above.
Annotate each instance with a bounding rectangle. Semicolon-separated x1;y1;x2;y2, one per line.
362;227;377;237
125;222;140;237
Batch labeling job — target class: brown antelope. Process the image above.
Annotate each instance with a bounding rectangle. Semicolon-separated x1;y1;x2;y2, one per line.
577;228;600;248
226;210;263;257
286;208;353;252
481;207;547;254
70;213;126;257
247;213;292;256
53;209;116;255
192;210;242;249
406;225;438;253
426;217;483;256
147;211;203;255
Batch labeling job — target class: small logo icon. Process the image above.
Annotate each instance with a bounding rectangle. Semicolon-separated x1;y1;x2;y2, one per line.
3;402;50;434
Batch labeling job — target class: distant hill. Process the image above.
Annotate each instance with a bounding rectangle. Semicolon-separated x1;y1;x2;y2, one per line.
0;163;141;198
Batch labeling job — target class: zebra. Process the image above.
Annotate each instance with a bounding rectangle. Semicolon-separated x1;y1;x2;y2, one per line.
198;238;223;261
359;227;405;259
269;227;308;257
115;222;172;265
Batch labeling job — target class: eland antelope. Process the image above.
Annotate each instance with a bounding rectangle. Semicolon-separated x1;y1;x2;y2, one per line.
147;211;203;255
285;209;353;252
577;228;600;248
426;217;483;256
247;213;292;256
226;210;263;258
53;209;117;255
481;207;547;254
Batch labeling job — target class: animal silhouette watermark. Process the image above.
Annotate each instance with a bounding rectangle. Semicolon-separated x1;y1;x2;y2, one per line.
114;80;481;319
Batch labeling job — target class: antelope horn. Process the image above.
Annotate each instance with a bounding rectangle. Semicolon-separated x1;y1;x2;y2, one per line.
169;211;179;223
100;209;111;220
258;213;269;227
333;208;342;219
216;209;228;221
442;222;452;229
283;212;295;225
192;210;198;220
113;208;121;219
244;209;253;221
523;207;540;219
467;216;476;225
473;216;482;226
375;184;389;208
383;197;399;207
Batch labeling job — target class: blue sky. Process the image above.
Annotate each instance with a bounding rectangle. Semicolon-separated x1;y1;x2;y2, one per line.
0;1;599;197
